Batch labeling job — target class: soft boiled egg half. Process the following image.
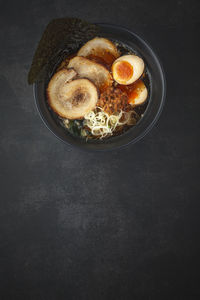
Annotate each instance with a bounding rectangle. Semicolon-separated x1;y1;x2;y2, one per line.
127;80;148;106
118;79;148;106
112;55;144;85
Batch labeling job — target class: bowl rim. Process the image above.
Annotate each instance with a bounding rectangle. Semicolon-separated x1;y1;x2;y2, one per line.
33;22;166;151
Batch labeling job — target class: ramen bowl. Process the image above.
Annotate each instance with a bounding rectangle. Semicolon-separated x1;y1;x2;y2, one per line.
33;23;166;151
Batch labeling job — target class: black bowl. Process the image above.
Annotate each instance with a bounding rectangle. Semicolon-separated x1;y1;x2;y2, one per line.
33;23;166;151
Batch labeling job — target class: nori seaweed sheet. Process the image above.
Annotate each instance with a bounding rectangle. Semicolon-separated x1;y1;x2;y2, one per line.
28;18;99;84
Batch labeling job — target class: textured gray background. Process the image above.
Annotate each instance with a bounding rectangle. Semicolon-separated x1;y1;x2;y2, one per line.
0;0;200;299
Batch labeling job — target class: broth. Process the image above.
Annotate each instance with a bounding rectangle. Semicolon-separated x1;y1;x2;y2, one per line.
47;39;150;140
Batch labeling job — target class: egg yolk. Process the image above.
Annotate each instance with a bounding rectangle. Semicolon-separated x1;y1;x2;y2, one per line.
114;61;133;82
128;90;138;104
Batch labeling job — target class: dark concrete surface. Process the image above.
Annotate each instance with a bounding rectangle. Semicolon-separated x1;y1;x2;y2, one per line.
0;0;200;299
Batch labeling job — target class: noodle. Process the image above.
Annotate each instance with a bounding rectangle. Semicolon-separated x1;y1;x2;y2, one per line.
83;107;136;139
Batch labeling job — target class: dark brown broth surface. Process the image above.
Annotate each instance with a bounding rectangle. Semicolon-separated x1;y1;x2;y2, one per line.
48;40;151;139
